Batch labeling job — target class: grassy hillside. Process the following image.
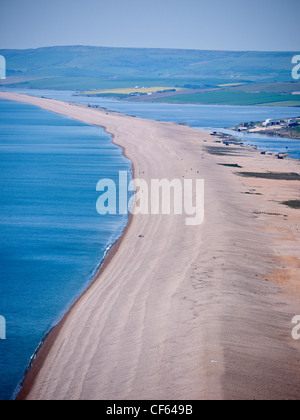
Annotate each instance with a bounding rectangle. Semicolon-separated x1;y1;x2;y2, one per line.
0;46;297;90
0;46;299;106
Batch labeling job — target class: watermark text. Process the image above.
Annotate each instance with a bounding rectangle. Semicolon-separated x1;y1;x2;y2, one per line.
0;315;6;340
96;171;204;226
0;55;6;80
292;316;300;340
292;55;300;80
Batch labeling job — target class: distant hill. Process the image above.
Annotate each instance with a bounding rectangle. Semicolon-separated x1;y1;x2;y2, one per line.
0;46;297;91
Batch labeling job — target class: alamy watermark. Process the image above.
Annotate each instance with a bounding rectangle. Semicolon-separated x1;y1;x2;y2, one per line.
0;315;6;340
96;171;204;226
0;55;6;80
292;316;300;340
292;55;300;80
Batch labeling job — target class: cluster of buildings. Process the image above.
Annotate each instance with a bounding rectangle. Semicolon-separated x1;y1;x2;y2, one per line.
131;86;176;97
237;117;299;132
262;118;298;127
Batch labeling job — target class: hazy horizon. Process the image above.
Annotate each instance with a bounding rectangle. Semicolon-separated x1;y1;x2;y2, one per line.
1;44;299;53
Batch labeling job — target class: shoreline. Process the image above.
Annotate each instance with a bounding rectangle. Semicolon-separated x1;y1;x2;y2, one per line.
208;130;300;160
1;92;300;400
16;192;135;400
0;93;135;400
74;92;300;108
16;123;137;401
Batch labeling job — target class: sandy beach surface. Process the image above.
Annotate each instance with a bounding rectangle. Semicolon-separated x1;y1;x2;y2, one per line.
1;92;300;400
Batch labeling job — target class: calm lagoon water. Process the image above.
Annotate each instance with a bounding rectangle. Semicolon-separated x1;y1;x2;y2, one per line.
5;88;299;158
219;128;300;159
0;99;131;400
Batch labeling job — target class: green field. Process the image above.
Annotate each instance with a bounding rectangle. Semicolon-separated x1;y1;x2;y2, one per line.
154;90;300;106
294;125;300;133
1;46;300;106
83;86;180;95
261;101;300;107
1;76;185;91
227;82;300;94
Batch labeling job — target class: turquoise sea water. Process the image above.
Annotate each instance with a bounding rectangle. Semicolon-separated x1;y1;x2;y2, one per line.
0;99;131;400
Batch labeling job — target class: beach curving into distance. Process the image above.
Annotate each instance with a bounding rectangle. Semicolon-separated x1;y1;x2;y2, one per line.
0;92;300;400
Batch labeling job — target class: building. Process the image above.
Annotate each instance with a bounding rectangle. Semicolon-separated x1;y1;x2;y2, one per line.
263;119;280;127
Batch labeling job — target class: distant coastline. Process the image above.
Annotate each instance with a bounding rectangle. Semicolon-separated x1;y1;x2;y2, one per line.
1;46;300;107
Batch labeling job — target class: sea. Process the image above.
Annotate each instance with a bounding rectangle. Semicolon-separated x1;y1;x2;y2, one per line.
0;98;131;400
0;89;299;400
